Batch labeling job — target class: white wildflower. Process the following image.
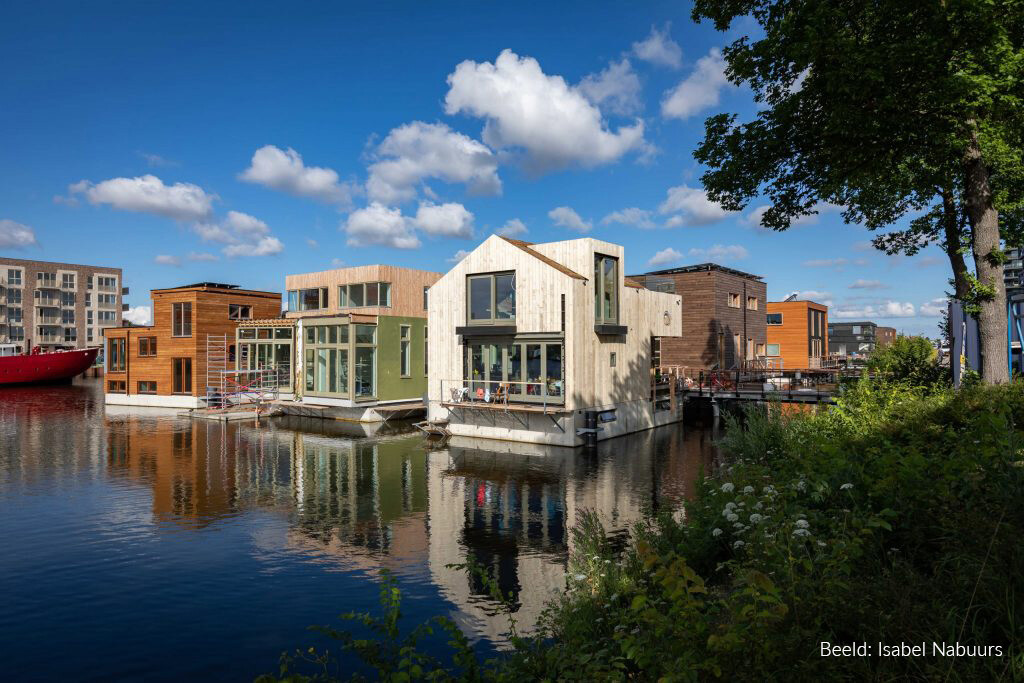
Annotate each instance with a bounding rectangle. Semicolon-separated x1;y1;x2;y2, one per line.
749;513;764;524
795;519;810;529
721;483;735;493
726;513;739;522
742;486;755;494
733;540;746;549
763;485;776;495
573;573;587;581
754;502;764;510
712;528;723;537
817;541;826;547
796;480;807;492
792;528;811;537
840;483;854;490
725;502;737;511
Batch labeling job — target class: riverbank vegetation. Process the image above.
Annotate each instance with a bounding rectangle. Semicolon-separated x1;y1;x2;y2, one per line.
262;350;1023;681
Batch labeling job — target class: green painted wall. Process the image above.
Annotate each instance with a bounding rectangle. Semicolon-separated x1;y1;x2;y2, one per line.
376;315;428;401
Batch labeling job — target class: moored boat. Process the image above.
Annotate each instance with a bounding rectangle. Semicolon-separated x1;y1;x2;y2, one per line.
0;346;100;386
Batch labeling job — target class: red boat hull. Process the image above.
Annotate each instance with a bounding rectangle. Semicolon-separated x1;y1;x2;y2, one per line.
0;347;100;386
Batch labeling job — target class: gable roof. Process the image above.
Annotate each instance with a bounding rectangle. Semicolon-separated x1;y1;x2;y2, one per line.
499;237;587;280
624;277;645;289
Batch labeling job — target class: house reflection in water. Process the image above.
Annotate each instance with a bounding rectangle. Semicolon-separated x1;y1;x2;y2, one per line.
103;414;714;643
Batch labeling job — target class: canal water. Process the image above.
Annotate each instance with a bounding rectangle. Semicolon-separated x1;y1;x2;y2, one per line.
0;379;718;681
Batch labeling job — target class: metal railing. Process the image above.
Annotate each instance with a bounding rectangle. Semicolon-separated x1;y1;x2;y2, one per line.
441;378;565;410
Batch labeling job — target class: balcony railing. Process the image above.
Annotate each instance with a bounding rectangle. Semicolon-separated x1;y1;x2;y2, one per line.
97;302;118;310
36;333;60;343
36;279;59;289
35;298;59;308
440;378;566;411
97;285;118;293
37;315;60;324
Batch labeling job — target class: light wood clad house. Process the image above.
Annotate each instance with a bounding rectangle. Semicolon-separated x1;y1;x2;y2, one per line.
427;236;683;446
281;265;442;417
103;283;281;408
765;300;829;369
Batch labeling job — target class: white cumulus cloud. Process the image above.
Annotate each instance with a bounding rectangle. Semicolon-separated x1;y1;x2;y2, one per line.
448;249;472;263
240;145;355;206
71;174;215;221
496;218;527;237
920;298;947;316
849;279;887;290
648;247;683;267
803;258;849;268
632;24;682;68
187;251;218;262
366;122;501;204
548;206;592;233
445;49;646;173
688;244;749;261
0;219;38;248
578;59;642;116
412;201;474;238
601;207;656;229
662;48;731;120
659;185;732;225
122;306;152;326
154;254;181;266
194;210;284;258
343;202;420;249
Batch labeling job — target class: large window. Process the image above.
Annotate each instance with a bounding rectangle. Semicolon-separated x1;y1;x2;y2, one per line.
172;358;192;394
467;272;516;324
237;326;293;391
139;337;157;357
301;321;377;398
766;344;781;357
228;304;252;320
137;381;157;394
7;268;22;286
464;339;563;403
767;313;783;325
172;302;192;337
594;255;618;324
288;288;328;312
354;325;376;397
423;326;428;376
108;338;126;372
400;325;411;377
61;273;75;288
339;282;391;308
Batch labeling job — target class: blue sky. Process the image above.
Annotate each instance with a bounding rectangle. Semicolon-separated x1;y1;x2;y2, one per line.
0;1;948;334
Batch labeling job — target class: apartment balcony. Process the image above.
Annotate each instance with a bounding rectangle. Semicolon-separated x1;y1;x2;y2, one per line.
97;302;118;310
36;280;60;290
35;299;60;309
97;285;118;293
122;303;129;311
37;314;61;325
36;333;61;344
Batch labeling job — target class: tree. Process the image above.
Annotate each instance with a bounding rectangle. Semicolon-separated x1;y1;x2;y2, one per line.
691;0;1024;383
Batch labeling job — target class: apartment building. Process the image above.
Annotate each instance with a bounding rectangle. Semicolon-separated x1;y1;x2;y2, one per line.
630;263;767;369
828;321;880;359
0;257;125;352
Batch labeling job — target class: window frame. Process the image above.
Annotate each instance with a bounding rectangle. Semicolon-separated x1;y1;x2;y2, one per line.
107;380;126;393
172;357;193;395
466;272;516;325
138;337;157;357
727;293;741;309
746;296;758;310
108;338;126;372
399;324;411;377
137;380;157;394
172;302;192;337
228;304;252;320
593;254;619;325
766;343;781;357
766;312;783;325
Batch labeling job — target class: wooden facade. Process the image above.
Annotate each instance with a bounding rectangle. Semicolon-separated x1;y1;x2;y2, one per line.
103;283;281;407
630;264;767;369
427;236;683;446
284;264;440;319
765;300;829;370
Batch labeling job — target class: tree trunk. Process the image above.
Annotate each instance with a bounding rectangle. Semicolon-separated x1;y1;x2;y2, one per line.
962;123;1009;384
941;186;970;301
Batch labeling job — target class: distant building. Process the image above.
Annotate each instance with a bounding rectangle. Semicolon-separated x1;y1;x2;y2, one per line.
828;321;881;359
1005;247;1023;293
629;263;767;369
766;299;829;369
104;283;281;407
876;326;897;348
1;257;125;352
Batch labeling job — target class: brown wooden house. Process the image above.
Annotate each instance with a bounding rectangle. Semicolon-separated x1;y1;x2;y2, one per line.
765;299;829;369
629;263;768;370
103;283;281;407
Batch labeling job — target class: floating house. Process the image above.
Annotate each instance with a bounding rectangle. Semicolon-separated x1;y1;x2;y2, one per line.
280;265;442;420
103;283;281;407
629;263;767;369
827;321;883;360
426;236;683;446
765;299;830;369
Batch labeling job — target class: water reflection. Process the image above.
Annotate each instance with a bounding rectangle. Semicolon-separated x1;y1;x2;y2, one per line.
0;380;717;679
